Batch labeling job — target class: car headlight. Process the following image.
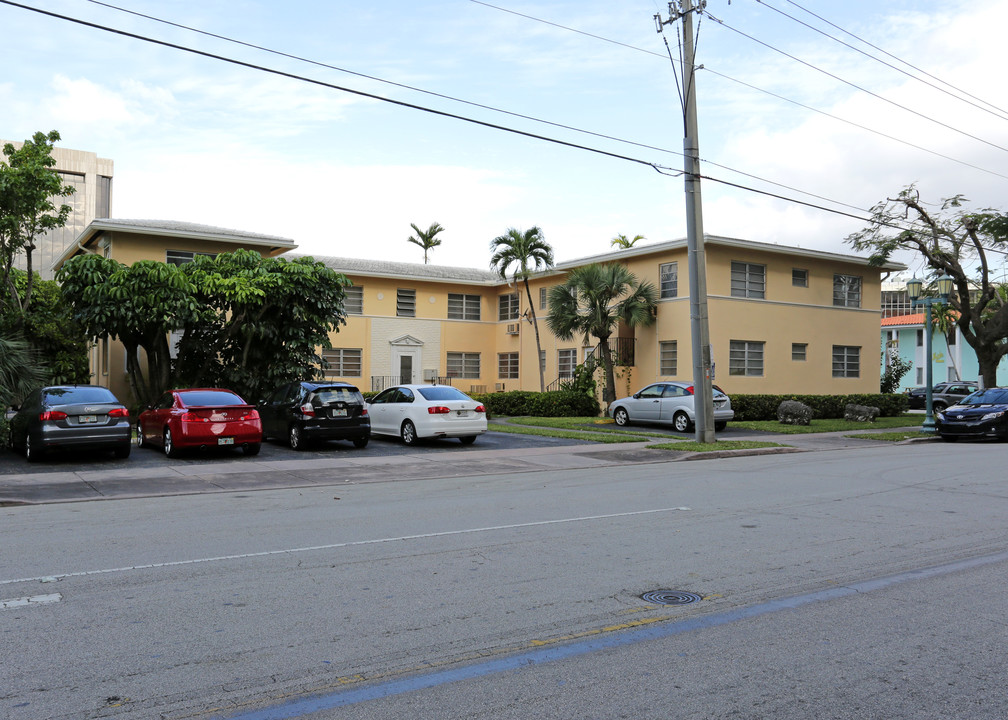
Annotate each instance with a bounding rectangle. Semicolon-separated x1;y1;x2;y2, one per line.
936;412;945;422
981;411;1005;421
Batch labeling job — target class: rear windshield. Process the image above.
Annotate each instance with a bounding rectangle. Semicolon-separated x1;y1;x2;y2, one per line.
44;387;119;405
179;390;246;406
961;388;1008;405
417;386;472;402
313;387;362;404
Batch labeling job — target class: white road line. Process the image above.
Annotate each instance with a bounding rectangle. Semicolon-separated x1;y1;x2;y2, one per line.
1;593;63;609
0;506;691;586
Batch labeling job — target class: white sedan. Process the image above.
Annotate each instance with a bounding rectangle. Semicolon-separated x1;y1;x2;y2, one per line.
366;384;487;445
609;381;734;432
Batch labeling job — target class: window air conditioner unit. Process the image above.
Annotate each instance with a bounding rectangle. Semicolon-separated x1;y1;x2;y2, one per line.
506;323;520;335
495;382;505;391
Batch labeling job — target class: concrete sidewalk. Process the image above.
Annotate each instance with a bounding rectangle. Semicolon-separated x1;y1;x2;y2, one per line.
0;429;933;506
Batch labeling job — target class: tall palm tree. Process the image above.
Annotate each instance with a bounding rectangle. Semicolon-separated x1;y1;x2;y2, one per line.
546;263;658;406
490;227;554;392
610;233;645;250
407;222;445;264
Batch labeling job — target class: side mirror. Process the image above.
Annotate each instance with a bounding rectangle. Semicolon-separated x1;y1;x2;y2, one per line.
632;393;641;399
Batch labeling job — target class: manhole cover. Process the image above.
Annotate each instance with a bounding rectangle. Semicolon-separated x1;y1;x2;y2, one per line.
641;590;702;606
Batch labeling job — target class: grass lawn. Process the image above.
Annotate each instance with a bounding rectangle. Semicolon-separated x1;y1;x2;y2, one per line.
730;415;922;434
488;421;647;443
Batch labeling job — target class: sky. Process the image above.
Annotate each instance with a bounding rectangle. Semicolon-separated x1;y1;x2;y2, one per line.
3;0;1007;276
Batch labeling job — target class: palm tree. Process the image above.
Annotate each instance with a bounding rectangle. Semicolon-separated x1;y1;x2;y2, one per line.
407;222;445;264
546;263;658;406
0;332;46;410
490;227;554;392
610;233;645;250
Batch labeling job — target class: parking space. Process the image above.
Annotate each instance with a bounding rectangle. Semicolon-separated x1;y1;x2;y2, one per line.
0;427;598;475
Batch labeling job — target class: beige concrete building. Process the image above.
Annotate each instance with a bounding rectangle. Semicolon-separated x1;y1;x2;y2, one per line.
2;139;113;279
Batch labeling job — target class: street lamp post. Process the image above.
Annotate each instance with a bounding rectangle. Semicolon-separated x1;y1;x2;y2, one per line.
907;274;955;433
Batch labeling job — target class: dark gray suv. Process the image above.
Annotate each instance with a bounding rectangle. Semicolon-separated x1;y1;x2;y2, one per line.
260;381;370;450
906;381;979;411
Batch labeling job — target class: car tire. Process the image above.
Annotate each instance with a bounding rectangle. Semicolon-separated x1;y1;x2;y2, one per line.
25;435;43;463
114;442;131;459
715;421;727;431
933;402;947;412
163;427;180;458
352;436;369;449
673;411;692;433
401;420;418;446
243;442;261;456
613;407;630;427
459;435;477;445
289;424;306;451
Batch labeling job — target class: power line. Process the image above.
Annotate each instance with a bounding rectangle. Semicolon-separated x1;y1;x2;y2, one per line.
753;0;1008;123
702;10;1008;154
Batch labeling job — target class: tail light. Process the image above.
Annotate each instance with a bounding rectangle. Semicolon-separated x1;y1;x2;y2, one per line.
427;406;451;415
108;408;130;418
180;411;209;422
475;405;486;413
299;402;315;417
361;407;368;416
240;409;260;421
685;386;695;395
40;410;68;421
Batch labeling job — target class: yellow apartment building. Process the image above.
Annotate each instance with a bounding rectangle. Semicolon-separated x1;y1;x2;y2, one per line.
55;220;902;404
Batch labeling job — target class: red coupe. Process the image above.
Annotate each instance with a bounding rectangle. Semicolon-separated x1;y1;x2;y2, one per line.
137;388;262;457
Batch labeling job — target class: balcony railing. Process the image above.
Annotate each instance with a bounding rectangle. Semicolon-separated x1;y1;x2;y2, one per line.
371;376;453;392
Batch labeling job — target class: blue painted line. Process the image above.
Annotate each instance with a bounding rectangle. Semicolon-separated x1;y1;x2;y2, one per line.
223;550;1008;720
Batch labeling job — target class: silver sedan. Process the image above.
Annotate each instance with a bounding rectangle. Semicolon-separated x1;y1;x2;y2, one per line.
609;381;734;432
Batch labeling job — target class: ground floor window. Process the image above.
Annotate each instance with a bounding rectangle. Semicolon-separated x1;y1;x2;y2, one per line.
558;348;577;378
447;352;480;379
832;345;860;378
729;340;764;376
659;341;677;375
498;352;519;379
322;348;362;377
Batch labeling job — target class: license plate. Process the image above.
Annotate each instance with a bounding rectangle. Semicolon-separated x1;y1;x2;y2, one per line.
455;410;470;417
79;415;97;424
218;437;234;446
330;408;347;417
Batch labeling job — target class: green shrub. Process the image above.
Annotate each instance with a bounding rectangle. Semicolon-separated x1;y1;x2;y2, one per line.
731;393;909;421
528;390;600;418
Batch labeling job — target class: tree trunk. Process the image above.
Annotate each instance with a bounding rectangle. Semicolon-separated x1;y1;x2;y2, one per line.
975;346;1000;388
522;278;545;392
598;334;616;406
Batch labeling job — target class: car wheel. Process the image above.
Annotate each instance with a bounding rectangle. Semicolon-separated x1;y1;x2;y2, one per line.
163;427;180;458
401;420;418;446
673;411;692;433
715;421;727;431
459;435;477;445
289;424;305;451
25;435;43;463
243;442;261;456
135;427;146;448
613;407;630;427
114;442;131;459
352;436;369;449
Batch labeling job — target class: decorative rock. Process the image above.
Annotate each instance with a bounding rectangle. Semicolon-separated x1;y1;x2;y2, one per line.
777;400;813;426
844;403;879;422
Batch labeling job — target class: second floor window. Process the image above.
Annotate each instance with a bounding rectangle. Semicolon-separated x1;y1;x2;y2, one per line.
397;288;416;317
448;293;481;320
792;268;808;287
833;274;862;308
660;262;678;299
499;293;519;321
731;261;765;299
344;285;363;315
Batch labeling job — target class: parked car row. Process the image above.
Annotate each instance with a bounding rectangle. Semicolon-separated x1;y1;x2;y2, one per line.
7;382;488;462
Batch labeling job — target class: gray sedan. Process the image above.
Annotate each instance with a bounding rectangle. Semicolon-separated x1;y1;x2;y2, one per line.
609;381;734;432
8;385;132;462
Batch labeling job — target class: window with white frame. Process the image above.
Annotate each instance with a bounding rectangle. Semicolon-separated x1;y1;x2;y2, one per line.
448;293;481;320
729;340;764;376
396;288;416;317
498;352;519;379
832;345;860;378
344;285;363;315
833;274;862;308
792;343;807;361
498;293;519;321
446;352;480;378
540;350;546;374
558;349;577;378
659;341;677;375
166;250;216;266
731;262;766;298
916;329;924;347
659;262;678;299
322;348;362;377
539;287;547;310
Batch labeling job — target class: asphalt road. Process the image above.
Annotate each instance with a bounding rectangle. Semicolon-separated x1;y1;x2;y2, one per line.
2;440;1006;719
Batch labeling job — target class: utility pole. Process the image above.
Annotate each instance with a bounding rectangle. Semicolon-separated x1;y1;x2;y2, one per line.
656;0;715;443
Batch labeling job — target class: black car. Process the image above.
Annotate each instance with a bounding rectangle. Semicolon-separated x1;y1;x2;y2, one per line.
905;381;979;410
936;387;1008;442
260;381;370;450
8;385;132;462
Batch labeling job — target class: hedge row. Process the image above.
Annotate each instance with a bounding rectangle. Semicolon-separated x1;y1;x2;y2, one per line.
730;393;909;421
471;390;600;418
